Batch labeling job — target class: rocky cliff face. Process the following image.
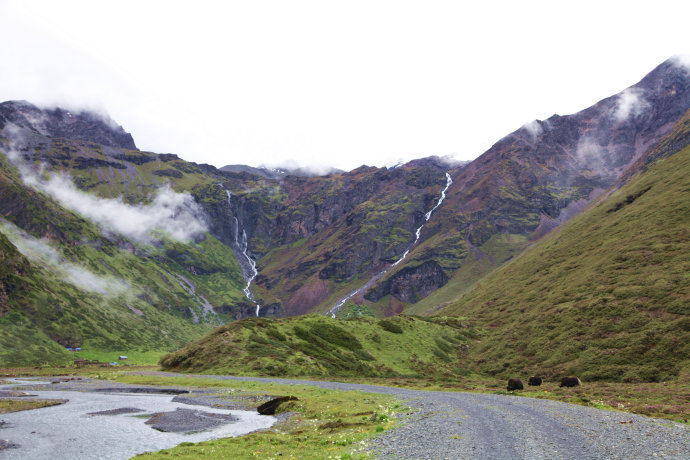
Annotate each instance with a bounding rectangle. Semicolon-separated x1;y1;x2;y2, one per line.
246;161;464;315
0;101;136;149
364;260;448;303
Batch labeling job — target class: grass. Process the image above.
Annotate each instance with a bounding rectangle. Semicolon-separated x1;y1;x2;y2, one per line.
410;232;531;316
437;145;690;383
0;365;159;379
290;373;689;424
0;398;67;413
108;374;401;460
159;314;481;379
72;349;167;366
498;380;690;424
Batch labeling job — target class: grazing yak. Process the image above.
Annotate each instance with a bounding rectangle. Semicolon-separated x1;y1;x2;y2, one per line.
528;376;542;386
507;378;524;391
559;377;582;388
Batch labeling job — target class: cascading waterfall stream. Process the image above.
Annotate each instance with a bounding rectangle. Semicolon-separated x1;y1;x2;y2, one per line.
240;229;261;317
327;172;453;317
224;189;262;317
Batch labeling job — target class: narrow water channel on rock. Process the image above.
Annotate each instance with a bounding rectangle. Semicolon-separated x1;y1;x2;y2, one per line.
0;379;275;460
327;171;453;317
224;188;262;316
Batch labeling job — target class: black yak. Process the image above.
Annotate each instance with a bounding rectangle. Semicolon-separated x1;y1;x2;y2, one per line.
507;378;524;391
528;376;542;386
559;377;582;388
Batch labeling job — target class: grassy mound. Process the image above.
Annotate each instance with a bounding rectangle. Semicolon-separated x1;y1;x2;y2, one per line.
160;315;482;379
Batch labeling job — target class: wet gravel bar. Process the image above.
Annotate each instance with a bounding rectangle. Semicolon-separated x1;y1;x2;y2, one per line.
0;377;276;459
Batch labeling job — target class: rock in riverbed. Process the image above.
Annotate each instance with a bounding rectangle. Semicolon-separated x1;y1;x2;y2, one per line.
91;387;189;395
257;396;298;415
88;407;145;416
145;408;237;433
0;439;19;450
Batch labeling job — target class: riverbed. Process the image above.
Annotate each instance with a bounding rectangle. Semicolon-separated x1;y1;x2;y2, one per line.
0;378;275;459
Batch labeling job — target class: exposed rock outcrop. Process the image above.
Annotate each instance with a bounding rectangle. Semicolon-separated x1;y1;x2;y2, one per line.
0;100;136;149
365;260;448;303
257;396;298;415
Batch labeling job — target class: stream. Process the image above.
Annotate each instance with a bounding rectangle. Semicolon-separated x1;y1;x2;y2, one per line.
0;379;275;459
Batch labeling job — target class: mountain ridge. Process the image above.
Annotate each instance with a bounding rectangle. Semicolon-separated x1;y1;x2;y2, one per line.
0;58;688;365
0;100;136;150
158;117;690;382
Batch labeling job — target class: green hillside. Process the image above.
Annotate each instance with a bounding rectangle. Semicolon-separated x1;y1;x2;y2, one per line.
160;314;482;379
0;143;247;365
438;146;690;382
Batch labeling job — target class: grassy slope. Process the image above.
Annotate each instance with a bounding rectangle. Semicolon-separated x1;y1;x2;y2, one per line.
405;232;531;316
0;242;216;366
438;145;690;382
31;139;249;310
0;143;247;366
160;314;482;379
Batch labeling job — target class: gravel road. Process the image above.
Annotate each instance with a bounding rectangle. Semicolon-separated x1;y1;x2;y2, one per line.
147;371;690;459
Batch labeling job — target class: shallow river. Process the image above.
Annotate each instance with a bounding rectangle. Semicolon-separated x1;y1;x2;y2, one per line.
0;379;275;459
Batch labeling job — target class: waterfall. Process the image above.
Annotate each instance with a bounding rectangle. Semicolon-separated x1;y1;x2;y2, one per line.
240;229;262;317
233;217;239;246
391;172;452;267
327;172;453;317
225;189;262;317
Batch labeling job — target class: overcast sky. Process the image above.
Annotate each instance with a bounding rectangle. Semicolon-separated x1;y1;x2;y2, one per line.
1;1;688;171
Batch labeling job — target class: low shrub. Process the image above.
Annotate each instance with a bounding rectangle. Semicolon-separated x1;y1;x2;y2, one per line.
378;320;403;334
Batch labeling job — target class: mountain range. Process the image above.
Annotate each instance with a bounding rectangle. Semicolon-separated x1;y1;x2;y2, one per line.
0;58;688;377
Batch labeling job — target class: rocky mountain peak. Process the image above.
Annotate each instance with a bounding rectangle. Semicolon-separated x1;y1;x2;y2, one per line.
0;100;136;150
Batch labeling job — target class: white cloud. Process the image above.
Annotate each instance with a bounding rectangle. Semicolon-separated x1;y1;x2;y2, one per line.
0;219;128;296
40;174;208;242
575;136;606;173
613;88;650;122
522;120;543;140
671;54;690;72
2;131;208;243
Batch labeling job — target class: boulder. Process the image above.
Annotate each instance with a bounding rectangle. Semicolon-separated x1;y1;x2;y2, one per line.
257;396;298;415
